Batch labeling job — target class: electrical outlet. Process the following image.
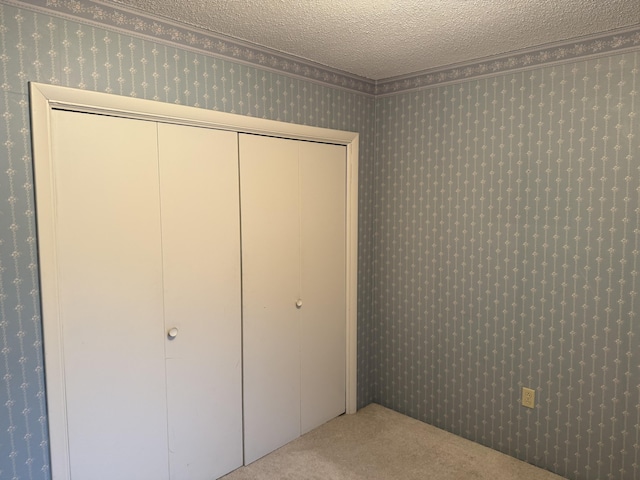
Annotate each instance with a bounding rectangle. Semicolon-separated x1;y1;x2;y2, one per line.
522;387;535;409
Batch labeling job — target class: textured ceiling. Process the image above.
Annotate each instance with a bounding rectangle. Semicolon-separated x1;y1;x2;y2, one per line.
105;0;640;80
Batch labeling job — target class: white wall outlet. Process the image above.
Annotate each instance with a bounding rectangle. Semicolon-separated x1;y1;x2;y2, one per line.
522;387;535;409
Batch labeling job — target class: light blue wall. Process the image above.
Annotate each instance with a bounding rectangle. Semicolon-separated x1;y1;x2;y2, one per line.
0;3;376;478
372;55;640;479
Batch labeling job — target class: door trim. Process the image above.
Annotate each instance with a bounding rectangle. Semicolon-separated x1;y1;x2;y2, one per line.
29;82;358;480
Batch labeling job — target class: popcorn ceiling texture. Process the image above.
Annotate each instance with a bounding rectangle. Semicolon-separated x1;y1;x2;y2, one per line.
106;0;640;80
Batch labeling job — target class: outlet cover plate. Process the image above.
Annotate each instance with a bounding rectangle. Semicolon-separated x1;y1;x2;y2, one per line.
522;387;535;408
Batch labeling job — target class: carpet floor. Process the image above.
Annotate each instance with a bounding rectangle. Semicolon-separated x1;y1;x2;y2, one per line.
221;403;566;480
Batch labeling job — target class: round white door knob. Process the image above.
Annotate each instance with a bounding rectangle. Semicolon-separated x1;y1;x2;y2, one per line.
167;327;179;338
296;299;303;308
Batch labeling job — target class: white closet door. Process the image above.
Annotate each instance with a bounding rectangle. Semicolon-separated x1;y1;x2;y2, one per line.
240;134;301;464
299;142;347;434
158;124;243;479
240;134;347;463
50;110;169;480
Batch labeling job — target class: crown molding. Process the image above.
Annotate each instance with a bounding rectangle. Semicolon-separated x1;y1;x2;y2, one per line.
4;0;640;96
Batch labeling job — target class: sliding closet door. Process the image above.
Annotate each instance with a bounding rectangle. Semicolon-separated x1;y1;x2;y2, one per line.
158;124;243;479
299;142;346;434
49;110;169;480
240;135;302;464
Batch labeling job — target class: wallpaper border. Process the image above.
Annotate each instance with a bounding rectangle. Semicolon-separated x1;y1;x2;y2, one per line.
4;0;640;96
6;0;377;95
375;24;640;95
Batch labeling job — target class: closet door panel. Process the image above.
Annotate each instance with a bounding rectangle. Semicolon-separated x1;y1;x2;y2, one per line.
158;124;243;479
299;142;347;434
50;111;169;480
239;134;301;464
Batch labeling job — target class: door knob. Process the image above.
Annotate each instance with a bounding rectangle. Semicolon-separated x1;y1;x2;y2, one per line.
296;299;303;308
167;327;179;338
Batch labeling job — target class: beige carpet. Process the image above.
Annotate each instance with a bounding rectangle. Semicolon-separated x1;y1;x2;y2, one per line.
222;404;566;480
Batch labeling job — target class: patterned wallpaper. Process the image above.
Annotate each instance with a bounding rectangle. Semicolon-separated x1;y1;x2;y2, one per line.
0;0;639;479
373;54;640;479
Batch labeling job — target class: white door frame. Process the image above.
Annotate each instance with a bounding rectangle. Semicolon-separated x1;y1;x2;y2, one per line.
30;81;358;480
